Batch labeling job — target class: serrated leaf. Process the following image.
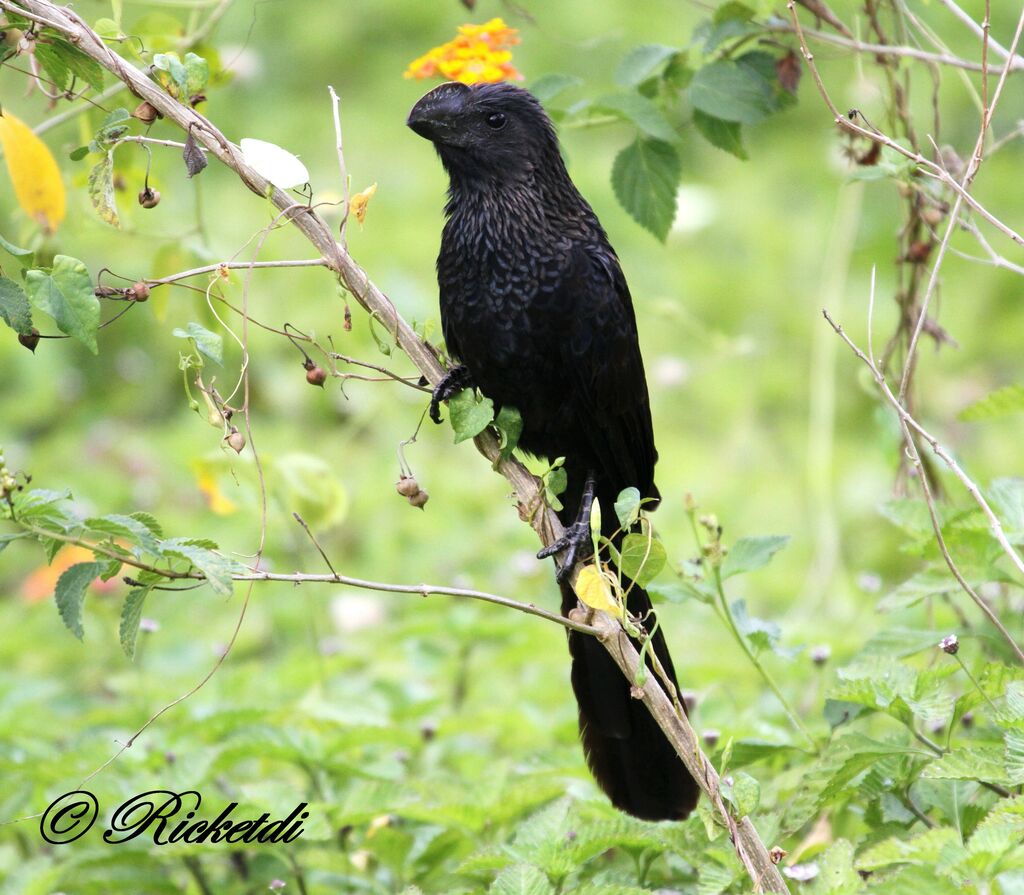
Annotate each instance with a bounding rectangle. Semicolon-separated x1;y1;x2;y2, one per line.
239;137;309;189
616;44;679;87
614;487;642;528
923;746;1011;785
488;863;555;895
618;532;667;586
172;321;223;365
723;770;759;817
611;137;680;241
36;38;104;91
159;538;243;596
721;535;789;578
988;478;1024;543
731;599;782;655
692;109;747;159
448;388;494;444
0;110;67;234
959;385;1024;422
1006;730;1024;785
593;92;677;142
573;564;623;618
87;153;120;228
0;275;33;335
119;587;151;659
13;487;73;528
55;561;105;640
128;511;164;538
84;514;161;554
688;60;775;125
25;255;99;352
857;827;962;870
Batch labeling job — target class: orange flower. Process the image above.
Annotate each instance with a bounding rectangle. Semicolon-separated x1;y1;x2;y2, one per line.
404;18;523;85
20;545;120;602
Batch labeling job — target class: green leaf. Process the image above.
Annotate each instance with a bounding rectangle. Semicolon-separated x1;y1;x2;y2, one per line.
129;511;164;538
857;827;962;871
529;73;581;105
593;92;677;142
13;488;73;528
720;535;789;578
36;38;104;91
688;60;775;125
692;109;748;159
25;256;99;353
703;3;761;53
494;405;523;462
172;321;223;365
0;231;34;262
731;599;781;655
988;478;1024;543
153;52;189;96
923;746;1011;785
119;587;150;659
0;532;28;554
448;388;495;444
611;137;680;241
614;487;642;528
619;532;667;586
85;514;161;554
960;385;1024;422
55;561;105;640
616;44;679;87
87;152;120;229
0;275;33;336
488;864;555;895
723;770;759;817
160;538;244;596
183;52;209;96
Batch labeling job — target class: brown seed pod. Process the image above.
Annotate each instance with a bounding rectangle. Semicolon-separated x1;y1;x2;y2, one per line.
408;490;429;509
132;101;160;124
395;476;420;498
18;327;40;352
306;365;327;387
138;187;161;208
129;282;151;302
226;427;246;454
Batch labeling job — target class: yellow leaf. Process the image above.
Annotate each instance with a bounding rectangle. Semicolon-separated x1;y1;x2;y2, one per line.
0;111;66;233
349;182;377;225
573;563;623;619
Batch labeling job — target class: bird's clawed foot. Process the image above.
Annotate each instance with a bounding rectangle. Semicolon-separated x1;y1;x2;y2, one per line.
537;470;597;583
429;364;474;424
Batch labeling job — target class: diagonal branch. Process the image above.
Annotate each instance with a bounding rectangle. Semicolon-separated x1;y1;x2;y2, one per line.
1;2;791;889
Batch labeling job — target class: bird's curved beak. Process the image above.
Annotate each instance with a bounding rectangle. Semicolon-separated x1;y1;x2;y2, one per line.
407;83;470;143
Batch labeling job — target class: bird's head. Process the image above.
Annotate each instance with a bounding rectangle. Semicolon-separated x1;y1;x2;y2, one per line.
407;82;560;181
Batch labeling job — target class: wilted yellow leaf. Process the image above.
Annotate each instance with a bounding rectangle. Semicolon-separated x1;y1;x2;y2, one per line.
573;563;623;619
349;182;377;225
0;111;66;233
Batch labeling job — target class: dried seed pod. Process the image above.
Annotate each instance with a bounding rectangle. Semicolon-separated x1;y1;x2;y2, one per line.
396;476;420;498
226;427;246;454
138;187;161;208
18;327;40;352
306;365;327;387
132;101;160;124
129;281;150;302
408;490;429;509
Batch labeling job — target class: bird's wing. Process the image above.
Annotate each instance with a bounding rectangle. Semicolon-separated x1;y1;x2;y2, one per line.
560;242;659;504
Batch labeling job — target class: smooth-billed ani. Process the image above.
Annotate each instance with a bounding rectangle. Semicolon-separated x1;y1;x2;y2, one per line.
408;81;698;822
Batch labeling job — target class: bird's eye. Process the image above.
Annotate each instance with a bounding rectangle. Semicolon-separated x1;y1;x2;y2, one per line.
485;112;507;130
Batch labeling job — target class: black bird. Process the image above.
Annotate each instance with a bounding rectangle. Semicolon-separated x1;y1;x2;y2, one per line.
408;81;699;822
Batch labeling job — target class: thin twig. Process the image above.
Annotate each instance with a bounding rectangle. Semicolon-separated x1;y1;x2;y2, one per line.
823;308;1024;664
146;258;328;287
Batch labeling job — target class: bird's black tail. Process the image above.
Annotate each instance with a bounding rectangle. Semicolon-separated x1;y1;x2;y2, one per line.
557;491;700;822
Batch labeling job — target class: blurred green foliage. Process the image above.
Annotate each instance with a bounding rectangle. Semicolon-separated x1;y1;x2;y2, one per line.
2;0;1024;892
